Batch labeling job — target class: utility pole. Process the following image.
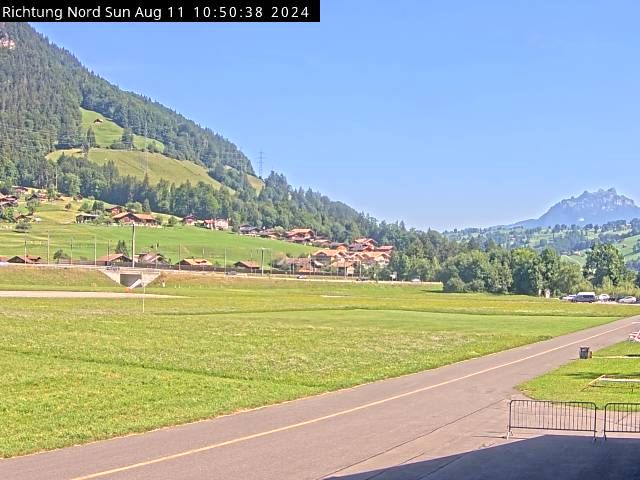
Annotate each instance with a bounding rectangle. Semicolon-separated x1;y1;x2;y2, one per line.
47;232;50;265
70;238;73;265
131;224;136;268
260;248;264;276
93;236;97;267
224;248;227;274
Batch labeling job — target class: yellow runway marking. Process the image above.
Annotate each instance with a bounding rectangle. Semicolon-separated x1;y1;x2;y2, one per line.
72;322;632;480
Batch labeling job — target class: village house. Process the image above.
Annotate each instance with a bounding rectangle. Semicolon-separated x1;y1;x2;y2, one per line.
27;191;47;202
311;249;346;266
0;255;8;263
182;214;197;226
136;252;168;265
8;255;42;264
13;186;28;195
75;213;99;224
178;258;212;267
259;228;281;240
106;206;122;215
239;224;259;235
0;194;18;207
233;260;261;271
203;218;230;231
286;228;315;244
112;212;159;226
329;259;355;276
279;257;323;273
98;253;132;266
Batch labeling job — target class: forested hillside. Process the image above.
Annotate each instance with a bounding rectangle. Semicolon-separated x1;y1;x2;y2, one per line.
0;22;251;181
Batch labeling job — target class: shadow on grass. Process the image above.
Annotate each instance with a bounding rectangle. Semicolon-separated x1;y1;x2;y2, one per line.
324;435;640;480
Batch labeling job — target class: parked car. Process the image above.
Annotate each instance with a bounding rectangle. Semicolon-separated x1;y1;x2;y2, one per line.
618;296;637;304
410;278;421;283
598;294;611;302
561;294;576;302
225;270;237;276
296;274;307;279
573;292;597;303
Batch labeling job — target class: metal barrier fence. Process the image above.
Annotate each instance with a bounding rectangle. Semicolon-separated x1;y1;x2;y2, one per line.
604;403;640;439
508;400;598;438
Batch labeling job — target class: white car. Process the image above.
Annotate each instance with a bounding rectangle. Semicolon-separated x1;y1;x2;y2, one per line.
561;295;576;301
598;294;611;302
618;296;637;304
410;278;421;283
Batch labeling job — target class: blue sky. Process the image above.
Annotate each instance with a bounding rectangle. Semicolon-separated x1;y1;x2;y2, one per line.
33;1;640;230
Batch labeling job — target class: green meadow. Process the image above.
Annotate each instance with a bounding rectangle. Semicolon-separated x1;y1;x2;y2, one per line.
0;198;315;265
521;340;640;407
0;267;632;456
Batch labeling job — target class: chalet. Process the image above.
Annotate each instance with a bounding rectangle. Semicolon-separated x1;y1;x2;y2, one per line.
75;213;99;224
136;252;168;265
376;245;394;253
14;214;31;223
8;255;42;264
354;237;378;247
0;198;18;208
348;242;374;252
106;206;122;215
27;192;47;202
203;218;230;231
311;239;331;248
233;260;260;271
178;258;212;267
356;251;391;267
280;257;323;272
13;186;28;195
311;249;345;266
286;228;314;243
329;242;348;251
93;118;104;124
259;228;281;239
98;253;132;265
182;214;197;226
239;224;258;235
112;212;158;226
329;260;355;276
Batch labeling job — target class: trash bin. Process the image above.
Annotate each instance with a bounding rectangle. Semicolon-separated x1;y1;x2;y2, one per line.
579;346;590;359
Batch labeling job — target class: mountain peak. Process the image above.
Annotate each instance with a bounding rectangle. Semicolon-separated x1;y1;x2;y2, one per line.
514;188;640;228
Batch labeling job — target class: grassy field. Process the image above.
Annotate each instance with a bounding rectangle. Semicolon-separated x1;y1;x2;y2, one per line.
520;340;640;407
0;267;633;456
0;197;315;265
80;108;164;152
47;148;223;189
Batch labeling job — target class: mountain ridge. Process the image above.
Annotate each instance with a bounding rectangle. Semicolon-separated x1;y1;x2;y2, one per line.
512;188;640;228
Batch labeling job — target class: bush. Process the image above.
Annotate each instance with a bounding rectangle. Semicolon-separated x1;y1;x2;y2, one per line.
444;277;465;293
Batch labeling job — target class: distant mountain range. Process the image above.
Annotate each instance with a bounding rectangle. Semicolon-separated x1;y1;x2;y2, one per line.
513;188;640;228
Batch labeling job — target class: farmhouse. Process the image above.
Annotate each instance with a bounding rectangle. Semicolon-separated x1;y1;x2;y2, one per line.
8;255;42;264
106;206;122;215
112;212;158;226
136;252;168;265
329;260;355;276
239;224;258;235
75;213;99;224
178;258;212;267
311;249;345;266
182;214;197;226
98;253;132;265
286;228;315;243
233;260;260;271
27;191;47;202
0;195;18;207
202;218;230;230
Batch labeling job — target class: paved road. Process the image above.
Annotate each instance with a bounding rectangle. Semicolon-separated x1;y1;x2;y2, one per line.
2;316;639;480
